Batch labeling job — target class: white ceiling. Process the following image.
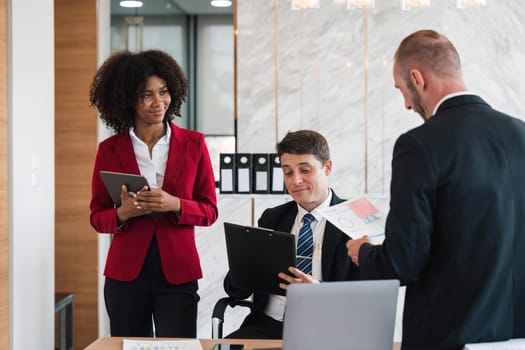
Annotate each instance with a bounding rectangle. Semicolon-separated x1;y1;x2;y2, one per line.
111;0;233;16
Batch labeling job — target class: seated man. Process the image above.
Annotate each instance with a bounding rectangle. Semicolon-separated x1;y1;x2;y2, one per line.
224;129;360;339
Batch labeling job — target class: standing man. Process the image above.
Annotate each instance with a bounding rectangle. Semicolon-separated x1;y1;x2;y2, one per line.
347;29;525;349
224;130;360;339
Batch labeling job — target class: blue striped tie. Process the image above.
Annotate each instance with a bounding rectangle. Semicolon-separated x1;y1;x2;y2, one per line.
296;213;315;274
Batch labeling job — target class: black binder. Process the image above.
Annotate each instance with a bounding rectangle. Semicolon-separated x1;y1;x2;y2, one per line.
235;153;252;193
219;153;235;194
252;153;270;194
269;153;286;194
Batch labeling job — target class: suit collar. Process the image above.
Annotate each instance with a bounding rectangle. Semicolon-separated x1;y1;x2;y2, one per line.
114;122;188;191
275;204;298;233
164;122;189;190
435;94;488;116
297;189;333;222
291;189;341;228
329;190;344;205
324;190;345;279
114;132;141;175
273;190;345;280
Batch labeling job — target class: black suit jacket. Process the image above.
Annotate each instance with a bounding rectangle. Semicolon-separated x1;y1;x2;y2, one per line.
224;191;360;326
359;95;525;349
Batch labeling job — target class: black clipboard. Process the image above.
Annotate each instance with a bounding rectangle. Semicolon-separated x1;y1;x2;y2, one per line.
224;222;296;296
99;171;149;206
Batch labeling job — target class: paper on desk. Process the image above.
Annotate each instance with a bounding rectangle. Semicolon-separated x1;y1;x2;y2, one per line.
123;338;203;350
464;339;525;350
316;196;386;244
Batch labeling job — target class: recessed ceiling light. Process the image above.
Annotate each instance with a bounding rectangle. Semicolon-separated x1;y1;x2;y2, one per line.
211;0;232;7
120;1;143;8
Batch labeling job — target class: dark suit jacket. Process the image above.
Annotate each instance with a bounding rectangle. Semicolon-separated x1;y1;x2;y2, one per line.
224;191;360;326
358;95;525;349
90;122;218;284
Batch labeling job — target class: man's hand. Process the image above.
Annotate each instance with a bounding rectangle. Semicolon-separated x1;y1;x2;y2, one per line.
346;236;370;266
278;266;319;290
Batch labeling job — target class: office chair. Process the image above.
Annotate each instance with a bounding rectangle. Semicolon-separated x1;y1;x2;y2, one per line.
211;296;254;338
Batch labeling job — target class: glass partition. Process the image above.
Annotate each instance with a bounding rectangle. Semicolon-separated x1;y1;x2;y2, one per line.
110;0;235;180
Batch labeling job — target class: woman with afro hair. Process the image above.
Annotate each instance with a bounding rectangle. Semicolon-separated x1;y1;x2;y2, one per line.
89;50;218;337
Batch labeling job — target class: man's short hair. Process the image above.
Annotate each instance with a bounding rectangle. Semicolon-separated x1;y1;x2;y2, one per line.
395;29;462;81
276;130;330;165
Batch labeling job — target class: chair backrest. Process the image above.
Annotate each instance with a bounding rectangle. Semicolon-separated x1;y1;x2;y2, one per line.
211;297;254;338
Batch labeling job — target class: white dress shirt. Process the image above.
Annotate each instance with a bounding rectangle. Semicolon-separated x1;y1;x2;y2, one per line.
264;190;333;321
129;124;171;189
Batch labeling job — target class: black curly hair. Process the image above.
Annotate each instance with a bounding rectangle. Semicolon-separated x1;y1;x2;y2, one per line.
89;50;189;134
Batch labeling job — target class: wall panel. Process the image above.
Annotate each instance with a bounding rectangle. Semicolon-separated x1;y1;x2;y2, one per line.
231;0;525;342
0;0;8;346
55;0;98;348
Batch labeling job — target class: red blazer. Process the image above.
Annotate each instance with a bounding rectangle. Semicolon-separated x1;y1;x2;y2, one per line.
90;122;218;284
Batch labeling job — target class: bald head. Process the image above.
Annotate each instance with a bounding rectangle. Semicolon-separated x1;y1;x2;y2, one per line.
392;30;466;120
395;30;463;83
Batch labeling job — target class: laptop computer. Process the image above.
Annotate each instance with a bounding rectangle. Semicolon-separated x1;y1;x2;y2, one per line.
224;222;296;296
279;280;400;350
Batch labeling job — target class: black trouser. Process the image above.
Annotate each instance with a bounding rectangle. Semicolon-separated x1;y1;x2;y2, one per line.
104;235;199;337
225;312;283;339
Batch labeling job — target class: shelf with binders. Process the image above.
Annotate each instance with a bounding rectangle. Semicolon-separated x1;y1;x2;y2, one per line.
219;153;288;195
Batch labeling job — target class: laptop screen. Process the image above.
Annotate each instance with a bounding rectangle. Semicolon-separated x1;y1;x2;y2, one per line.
282;280;399;350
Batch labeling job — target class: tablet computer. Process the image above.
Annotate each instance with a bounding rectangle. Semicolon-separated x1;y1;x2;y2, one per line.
99;171;149;206
224;222;296;296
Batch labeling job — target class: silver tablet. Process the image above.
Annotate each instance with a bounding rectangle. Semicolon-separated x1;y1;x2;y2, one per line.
99;171;149;206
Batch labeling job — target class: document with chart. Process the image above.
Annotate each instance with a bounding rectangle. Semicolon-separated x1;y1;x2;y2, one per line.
316;196;386;244
123;339;203;350
463;339;525;350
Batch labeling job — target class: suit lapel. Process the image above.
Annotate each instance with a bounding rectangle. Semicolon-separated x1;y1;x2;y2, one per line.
274;202;298;233
115;131;140;174
321;192;345;280
163;122;189;191
272;194;344;280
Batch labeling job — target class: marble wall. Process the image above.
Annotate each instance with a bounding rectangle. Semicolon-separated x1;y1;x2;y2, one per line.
236;0;525;196
194;0;525;340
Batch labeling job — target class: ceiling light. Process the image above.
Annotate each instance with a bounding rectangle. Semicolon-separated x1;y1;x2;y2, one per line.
120;1;143;8
457;0;487;9
401;0;430;11
346;0;375;9
291;0;320;10
211;0;232;7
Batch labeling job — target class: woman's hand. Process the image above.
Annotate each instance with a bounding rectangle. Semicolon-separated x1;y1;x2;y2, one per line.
134;187;181;214
116;185;152;222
